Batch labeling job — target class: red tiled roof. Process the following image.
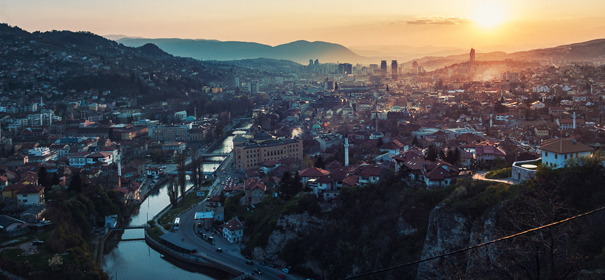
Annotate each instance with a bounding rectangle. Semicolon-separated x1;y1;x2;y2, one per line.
540;138;593;154
223;217;243;232
299;167;330;177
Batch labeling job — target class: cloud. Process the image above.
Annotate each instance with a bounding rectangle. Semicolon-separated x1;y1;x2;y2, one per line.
403;16;472;25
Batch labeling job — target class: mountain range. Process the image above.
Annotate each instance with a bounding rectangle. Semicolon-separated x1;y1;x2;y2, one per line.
117;38;364;65
116;36;605;70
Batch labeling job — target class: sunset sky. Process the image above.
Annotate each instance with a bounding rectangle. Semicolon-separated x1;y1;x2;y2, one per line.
2;0;605;52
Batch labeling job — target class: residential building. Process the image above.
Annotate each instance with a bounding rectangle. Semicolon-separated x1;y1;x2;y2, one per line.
540;139;593;169
222;217;244;243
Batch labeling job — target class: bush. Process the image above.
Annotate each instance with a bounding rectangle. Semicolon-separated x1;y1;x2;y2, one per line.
485;167;512;179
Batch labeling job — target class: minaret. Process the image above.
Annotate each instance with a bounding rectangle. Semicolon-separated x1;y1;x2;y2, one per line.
490;114;493;128
573;111;576;130
375;112;379;132
40;97;43;107
344;135;350;167
194;106;197;119
117;146;122;187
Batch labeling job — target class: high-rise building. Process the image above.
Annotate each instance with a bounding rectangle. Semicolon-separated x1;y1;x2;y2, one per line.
314;59;319;65
338;63;352;75
391;60;398;80
470;48;476;64
380;60;387;76
412;61;418;74
309;59;314;66
234;77;240;88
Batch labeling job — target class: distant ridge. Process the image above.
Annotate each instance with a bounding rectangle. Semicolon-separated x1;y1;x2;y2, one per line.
114;36;605;68
116;38;366;64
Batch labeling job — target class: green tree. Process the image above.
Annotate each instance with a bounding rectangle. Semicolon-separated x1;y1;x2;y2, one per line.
412;135;419;146
68;173;83;193
426;145;438;161
38;166;49;187
314;156;326;169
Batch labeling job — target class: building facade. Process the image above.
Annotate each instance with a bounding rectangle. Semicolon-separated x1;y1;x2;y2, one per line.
233;131;303;170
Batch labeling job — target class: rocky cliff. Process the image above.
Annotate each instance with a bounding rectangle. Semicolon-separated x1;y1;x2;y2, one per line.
416;204;473;279
251;212;326;264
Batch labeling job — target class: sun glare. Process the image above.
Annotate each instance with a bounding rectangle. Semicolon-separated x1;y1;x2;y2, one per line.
473;4;506;29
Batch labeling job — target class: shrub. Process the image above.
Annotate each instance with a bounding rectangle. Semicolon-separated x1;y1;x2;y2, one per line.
485;167;512;179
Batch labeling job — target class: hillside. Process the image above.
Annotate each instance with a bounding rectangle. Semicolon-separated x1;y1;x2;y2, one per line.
117;38;366;64
230;157;605;279
405;38;605;71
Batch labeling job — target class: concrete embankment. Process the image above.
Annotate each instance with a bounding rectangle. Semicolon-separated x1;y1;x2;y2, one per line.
144;231;252;279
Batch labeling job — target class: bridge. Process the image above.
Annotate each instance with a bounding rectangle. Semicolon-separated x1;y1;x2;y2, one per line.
109;226;146;231
165;170;215;175
198;152;230;157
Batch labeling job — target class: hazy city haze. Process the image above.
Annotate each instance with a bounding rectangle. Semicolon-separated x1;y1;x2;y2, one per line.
2;0;605;53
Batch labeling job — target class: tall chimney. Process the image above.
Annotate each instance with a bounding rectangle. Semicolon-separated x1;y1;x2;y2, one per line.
490;114;493;128
344;135;350;166
573;111;576;129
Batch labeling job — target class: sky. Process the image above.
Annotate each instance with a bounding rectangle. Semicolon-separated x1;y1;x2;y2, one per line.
2;0;605;53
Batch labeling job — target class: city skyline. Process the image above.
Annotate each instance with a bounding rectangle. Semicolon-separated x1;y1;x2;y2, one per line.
2;0;605;53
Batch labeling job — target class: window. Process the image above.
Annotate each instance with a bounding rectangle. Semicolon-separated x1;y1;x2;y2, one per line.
545;151;548;157
564;154;567;160
555;154;557;159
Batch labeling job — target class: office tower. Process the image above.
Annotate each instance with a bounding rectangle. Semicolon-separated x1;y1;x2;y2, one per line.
470;48;476;64
338;63;352;74
412;61;418;74
380;60;387;76
391;60;398;80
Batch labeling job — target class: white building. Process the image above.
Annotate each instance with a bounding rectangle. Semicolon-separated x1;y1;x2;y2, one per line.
540;139;593;169
222;217;244;243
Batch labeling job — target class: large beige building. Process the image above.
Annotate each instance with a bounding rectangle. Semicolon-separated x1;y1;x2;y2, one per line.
233;131;303;170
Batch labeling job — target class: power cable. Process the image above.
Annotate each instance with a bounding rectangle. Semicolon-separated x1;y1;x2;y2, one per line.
342;205;605;279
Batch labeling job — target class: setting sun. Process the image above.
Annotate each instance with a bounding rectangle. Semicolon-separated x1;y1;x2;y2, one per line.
473;3;506;28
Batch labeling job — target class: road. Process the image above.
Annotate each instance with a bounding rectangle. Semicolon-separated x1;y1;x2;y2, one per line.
175;182;304;280
154;120;304;279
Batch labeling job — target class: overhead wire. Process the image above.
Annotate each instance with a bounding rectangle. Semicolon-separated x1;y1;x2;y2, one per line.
342;205;605;279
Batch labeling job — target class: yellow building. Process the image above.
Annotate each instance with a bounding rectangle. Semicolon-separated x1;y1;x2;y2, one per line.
233;131;303;170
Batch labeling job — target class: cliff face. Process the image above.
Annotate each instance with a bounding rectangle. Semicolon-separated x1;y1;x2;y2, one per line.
252;212;326;263
416;204;503;280
416;204;472;279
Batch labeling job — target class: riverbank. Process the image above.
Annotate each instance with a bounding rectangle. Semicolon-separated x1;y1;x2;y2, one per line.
102;121;252;279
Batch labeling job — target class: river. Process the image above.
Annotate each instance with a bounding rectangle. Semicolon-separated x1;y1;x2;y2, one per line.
102;126;249;280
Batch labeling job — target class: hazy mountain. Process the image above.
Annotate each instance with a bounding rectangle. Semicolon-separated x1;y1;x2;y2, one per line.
401;38;605;71
508;39;605;62
116;38;365;64
349;45;467;61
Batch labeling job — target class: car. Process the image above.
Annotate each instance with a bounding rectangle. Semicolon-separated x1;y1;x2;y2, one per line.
245;260;253;265
268;263;276;268
282;268;290;274
253;269;262;275
244;255;252;260
216;248;223;252
31;241;44;245
197;230;203;235
260;261;267;266
278;274;286;279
